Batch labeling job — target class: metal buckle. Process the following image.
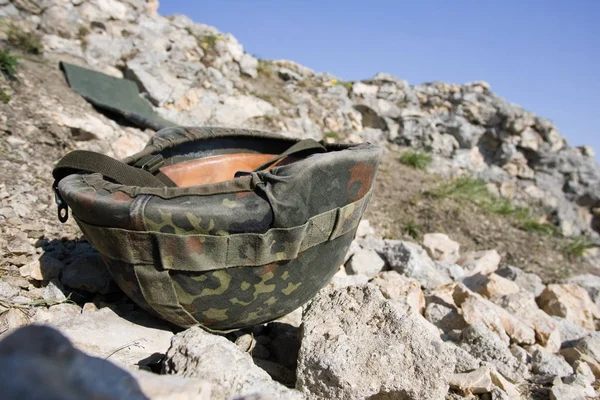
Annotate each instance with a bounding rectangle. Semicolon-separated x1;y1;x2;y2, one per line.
53;181;69;223
137;154;164;173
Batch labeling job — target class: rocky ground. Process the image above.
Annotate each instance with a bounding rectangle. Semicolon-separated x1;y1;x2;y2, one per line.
1;0;600;399
366;151;599;282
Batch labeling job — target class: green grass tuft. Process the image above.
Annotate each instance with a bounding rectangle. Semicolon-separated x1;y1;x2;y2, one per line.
325;131;339;139
0;49;19;79
403;219;421;239
7;24;43;54
521;220;559;236
252;92;273;103
0;88;10;104
256;59;274;78
201;34;220;48
332;79;353;90
485;198;531;220
399;151;433;171
428;177;488;200
563;237;596;258
77;25;91;50
428;176;565;238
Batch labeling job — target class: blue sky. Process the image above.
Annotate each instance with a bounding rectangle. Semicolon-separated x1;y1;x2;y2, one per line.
159;0;599;157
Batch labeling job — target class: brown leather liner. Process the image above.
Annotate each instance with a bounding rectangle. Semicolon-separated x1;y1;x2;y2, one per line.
160;153;278;187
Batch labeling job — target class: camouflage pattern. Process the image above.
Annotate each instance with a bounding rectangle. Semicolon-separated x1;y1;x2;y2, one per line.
56;127;382;329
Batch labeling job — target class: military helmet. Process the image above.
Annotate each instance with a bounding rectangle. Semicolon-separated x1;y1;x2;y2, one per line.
52;127;382;330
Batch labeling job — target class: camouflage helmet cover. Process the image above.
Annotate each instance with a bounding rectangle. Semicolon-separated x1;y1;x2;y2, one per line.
54;127;382;330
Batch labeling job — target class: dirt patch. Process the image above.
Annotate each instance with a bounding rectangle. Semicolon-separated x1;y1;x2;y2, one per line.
365;148;599;282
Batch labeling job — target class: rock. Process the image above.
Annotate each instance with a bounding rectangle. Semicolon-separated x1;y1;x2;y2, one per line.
487;369;521;399
0;325;211;400
52;112;116;142
271;59;314;78
356;219;375;238
230;396;283;400
371;271;425;313
274;306;302;328
239;53;258;78
549;374;596;400
423;233;460;262
43;279;68;303
355;235;386;253
1;308;30;332
572;360;595;384
449;366;494;394
235;334;256;353
163;326;301;399
213;95;277;126
345;248;385;279
33;303;82;323
297;285;456;399
89;0;129;21
278;67;302;82
425;301;467;333
464;273;520;299
454;284;535;345
111;130;149;159
519;128;543;151
487;387;510;400
0;280;19;299
560;332;600;380
125;61;189;107
9;295;31;304
446;115;486;149
327;267;369;289
569;332;600;364
553;317;589;345
496;291;561;351
6;235;33;255
510;345;530;364
446;342;481;373
563;274;600;306
449;365;520;398
0;325;148;399
50;307;174;369
531;348;574;377
132;370;212;400
561;347;600;381
424;283;467;332
435;261;466;281
351;82;379;97
381;240;453;289
538;284;600;331
82;302;99;313
459;323;530;383
577;145;595;158
343;240;362;264
61;252;114;294
457;250;501;277
20;254;65;281
495;265;545;297
252;358;296;387
372;72;409;88
1;276;29;290
445;392;476;400
0;3;18;17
